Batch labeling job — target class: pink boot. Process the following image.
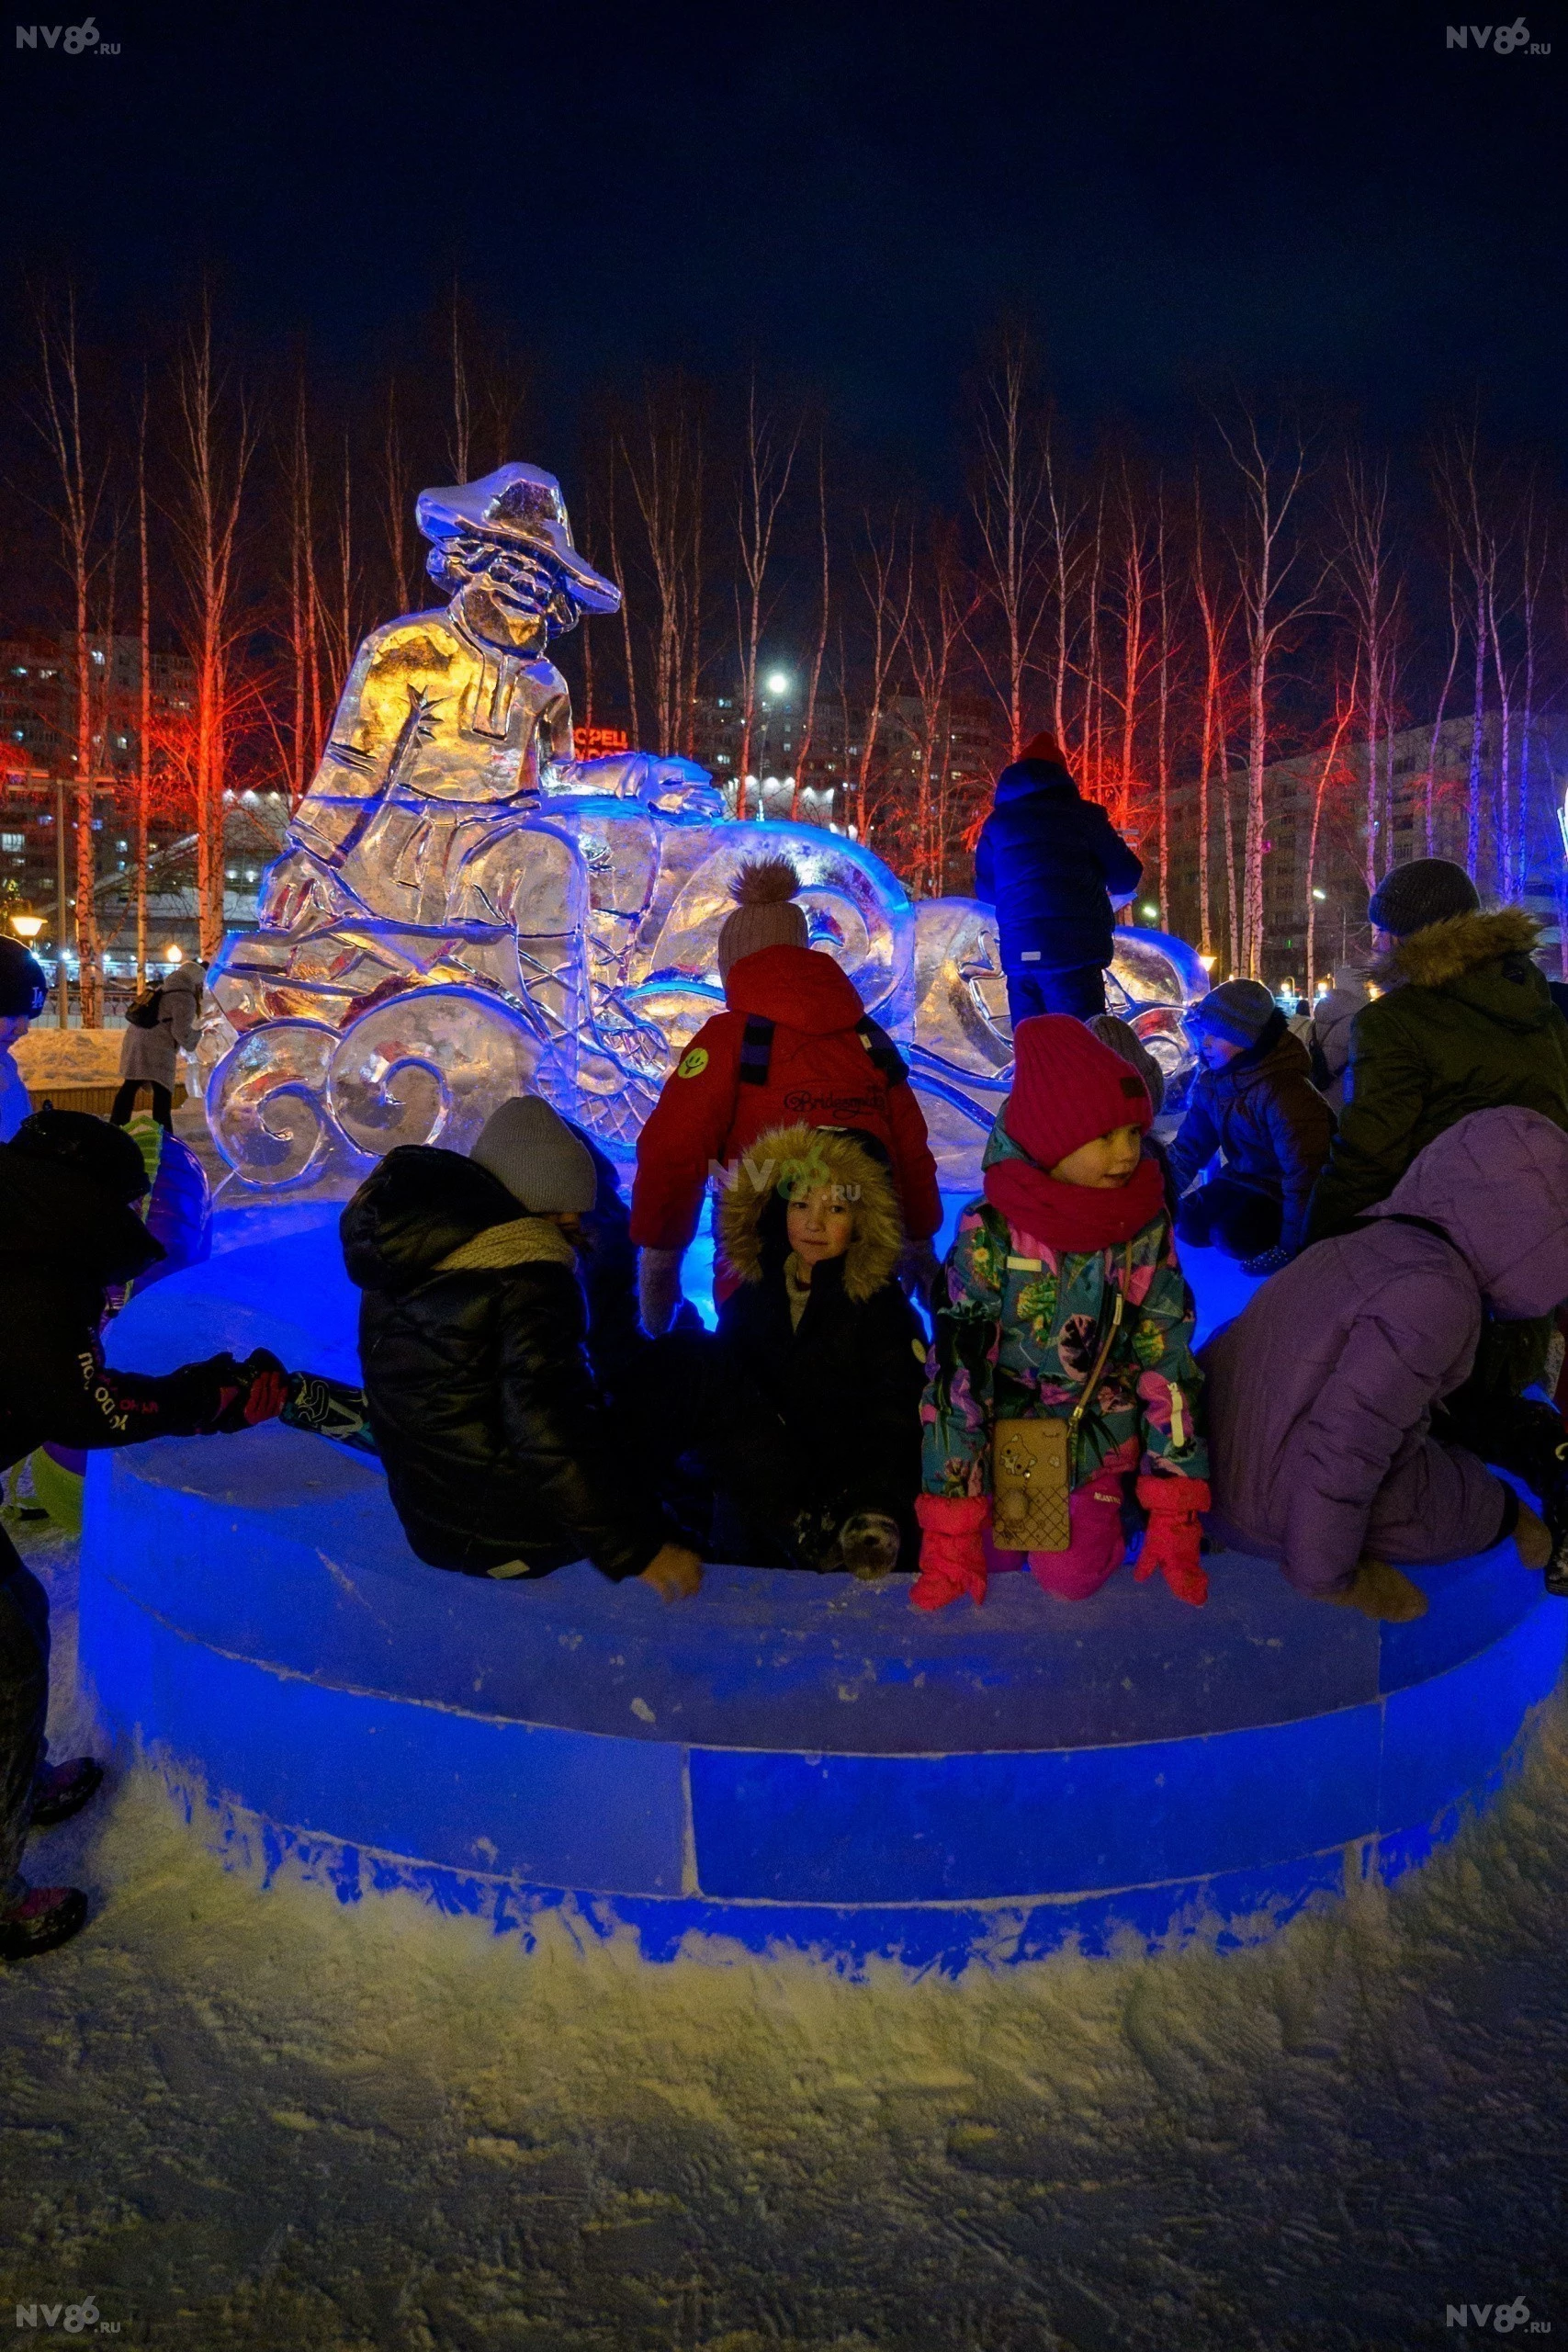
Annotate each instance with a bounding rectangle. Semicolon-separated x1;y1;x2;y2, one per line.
1029;1479;1126;1601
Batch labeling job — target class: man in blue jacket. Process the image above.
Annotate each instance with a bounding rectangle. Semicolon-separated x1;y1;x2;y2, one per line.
973;735;1144;1023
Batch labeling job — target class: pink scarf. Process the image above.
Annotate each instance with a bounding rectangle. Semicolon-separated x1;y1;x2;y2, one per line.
983;1148;1166;1254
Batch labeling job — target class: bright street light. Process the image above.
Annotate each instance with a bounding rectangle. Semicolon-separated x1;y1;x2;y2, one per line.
1312;888;1326;901
764;669;790;695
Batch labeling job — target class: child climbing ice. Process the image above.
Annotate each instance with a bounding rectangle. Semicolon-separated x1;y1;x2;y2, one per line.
915;1016;1210;1611
630;855;942;1332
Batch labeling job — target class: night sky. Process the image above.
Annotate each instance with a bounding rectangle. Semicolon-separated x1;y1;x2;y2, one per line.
2;0;1564;469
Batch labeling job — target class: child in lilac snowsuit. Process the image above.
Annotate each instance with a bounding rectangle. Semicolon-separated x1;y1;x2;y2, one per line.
1200;1106;1561;1621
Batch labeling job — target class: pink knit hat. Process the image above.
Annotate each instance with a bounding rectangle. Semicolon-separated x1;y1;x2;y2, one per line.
1004;1015;1153;1170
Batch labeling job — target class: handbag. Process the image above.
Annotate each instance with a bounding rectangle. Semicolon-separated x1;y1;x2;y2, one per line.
991;1242;1133;1554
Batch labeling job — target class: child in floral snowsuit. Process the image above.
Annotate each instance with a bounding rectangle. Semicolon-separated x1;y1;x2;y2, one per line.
916;1016;1209;1609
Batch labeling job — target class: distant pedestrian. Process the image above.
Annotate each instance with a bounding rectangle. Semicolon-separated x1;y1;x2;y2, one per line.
1305;971;1369;1114
111;960;204;1133
973;735;1143;1025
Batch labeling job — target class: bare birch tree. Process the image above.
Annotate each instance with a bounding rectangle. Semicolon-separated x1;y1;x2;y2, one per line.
967;334;1049;759
852;509;913;843
731;379;799;788
1214;408;1316;977
170;296;255;962
31;288;107;1022
791;437;831;822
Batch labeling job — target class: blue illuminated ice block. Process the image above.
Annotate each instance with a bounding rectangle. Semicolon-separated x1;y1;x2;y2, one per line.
76;1218;1566;1971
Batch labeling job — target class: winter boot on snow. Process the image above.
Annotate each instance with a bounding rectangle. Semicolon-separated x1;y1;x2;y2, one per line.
1325;1557;1428;1623
29;1757;103;1829
0;1881;87;1962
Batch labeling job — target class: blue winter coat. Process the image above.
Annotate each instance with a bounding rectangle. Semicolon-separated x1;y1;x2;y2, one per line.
973;760;1143;973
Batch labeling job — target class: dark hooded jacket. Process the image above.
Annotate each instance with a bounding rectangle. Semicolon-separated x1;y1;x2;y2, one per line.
973;756;1143;972
342;1145;669;1580
1201;1107;1568;1595
709;1125;927;1561
1306;909;1568;1242
1168;1013;1336;1254
0;1140;234;1474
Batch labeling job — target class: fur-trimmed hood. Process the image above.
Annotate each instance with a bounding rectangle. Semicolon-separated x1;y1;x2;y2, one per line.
1372;906;1540;990
716;1122;905;1301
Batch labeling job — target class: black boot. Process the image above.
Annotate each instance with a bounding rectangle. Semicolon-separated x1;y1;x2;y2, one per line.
29;1757;104;1829
0;1882;87;1961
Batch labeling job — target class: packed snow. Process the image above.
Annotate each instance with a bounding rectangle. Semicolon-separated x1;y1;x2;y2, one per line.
2;1508;1565;2350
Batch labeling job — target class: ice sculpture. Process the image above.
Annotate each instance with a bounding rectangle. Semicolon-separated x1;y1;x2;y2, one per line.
205;460;1205;1196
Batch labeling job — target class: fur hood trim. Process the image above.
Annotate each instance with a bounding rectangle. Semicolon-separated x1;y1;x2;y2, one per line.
1373;906;1540;989
717;1122;904;1301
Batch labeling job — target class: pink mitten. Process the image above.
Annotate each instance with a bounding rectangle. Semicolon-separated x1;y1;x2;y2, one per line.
1134;1476;1212;1607
911;1494;990;1611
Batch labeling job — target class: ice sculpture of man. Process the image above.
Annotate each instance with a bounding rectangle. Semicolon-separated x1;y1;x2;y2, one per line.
277;462;709;933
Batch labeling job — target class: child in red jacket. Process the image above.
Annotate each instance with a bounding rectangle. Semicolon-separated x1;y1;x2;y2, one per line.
630;856;942;1331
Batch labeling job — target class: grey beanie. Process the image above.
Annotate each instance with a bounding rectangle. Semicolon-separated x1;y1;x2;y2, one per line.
1188;978;1279;1049
716;854;810;980
469;1095;596;1214
1367;858;1480;939
1084;1013;1165;1117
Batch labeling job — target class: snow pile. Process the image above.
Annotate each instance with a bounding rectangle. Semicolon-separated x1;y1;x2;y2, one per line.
11;1027;125;1090
3;1516;1566;2344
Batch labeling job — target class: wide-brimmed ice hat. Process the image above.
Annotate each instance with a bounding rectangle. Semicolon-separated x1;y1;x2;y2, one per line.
415;462;621;615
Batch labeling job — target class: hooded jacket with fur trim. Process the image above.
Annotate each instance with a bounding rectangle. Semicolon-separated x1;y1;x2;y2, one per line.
1305;907;1568;1241
708;1123;927;1554
628;944;941;1266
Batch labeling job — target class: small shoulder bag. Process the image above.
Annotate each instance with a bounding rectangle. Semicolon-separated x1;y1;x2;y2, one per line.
991;1241;1134;1555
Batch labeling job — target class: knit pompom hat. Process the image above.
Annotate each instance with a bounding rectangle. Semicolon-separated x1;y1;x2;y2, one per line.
469;1095;596;1214
1367;858;1482;938
717;855;810;978
1186;978;1279;1049
1004;1015;1153;1171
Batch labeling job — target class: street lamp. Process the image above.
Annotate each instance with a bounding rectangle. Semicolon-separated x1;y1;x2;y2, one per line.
9;907;44;943
764;669;790;696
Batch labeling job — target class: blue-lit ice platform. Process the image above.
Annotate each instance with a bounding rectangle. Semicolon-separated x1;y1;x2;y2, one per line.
78;1217;1567;1970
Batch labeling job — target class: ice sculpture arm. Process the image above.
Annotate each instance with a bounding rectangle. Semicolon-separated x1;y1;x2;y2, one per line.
628;1013;743;1252
919;1203;1007;1501
291;628;414;865
495;1265;671;1582
546;751;724;821
1128;1222;1209;1485
1167;1094;1221;1199
886;1074;943;1243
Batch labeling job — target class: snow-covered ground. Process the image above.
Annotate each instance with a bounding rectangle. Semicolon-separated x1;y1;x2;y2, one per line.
3;1510;1566;2350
